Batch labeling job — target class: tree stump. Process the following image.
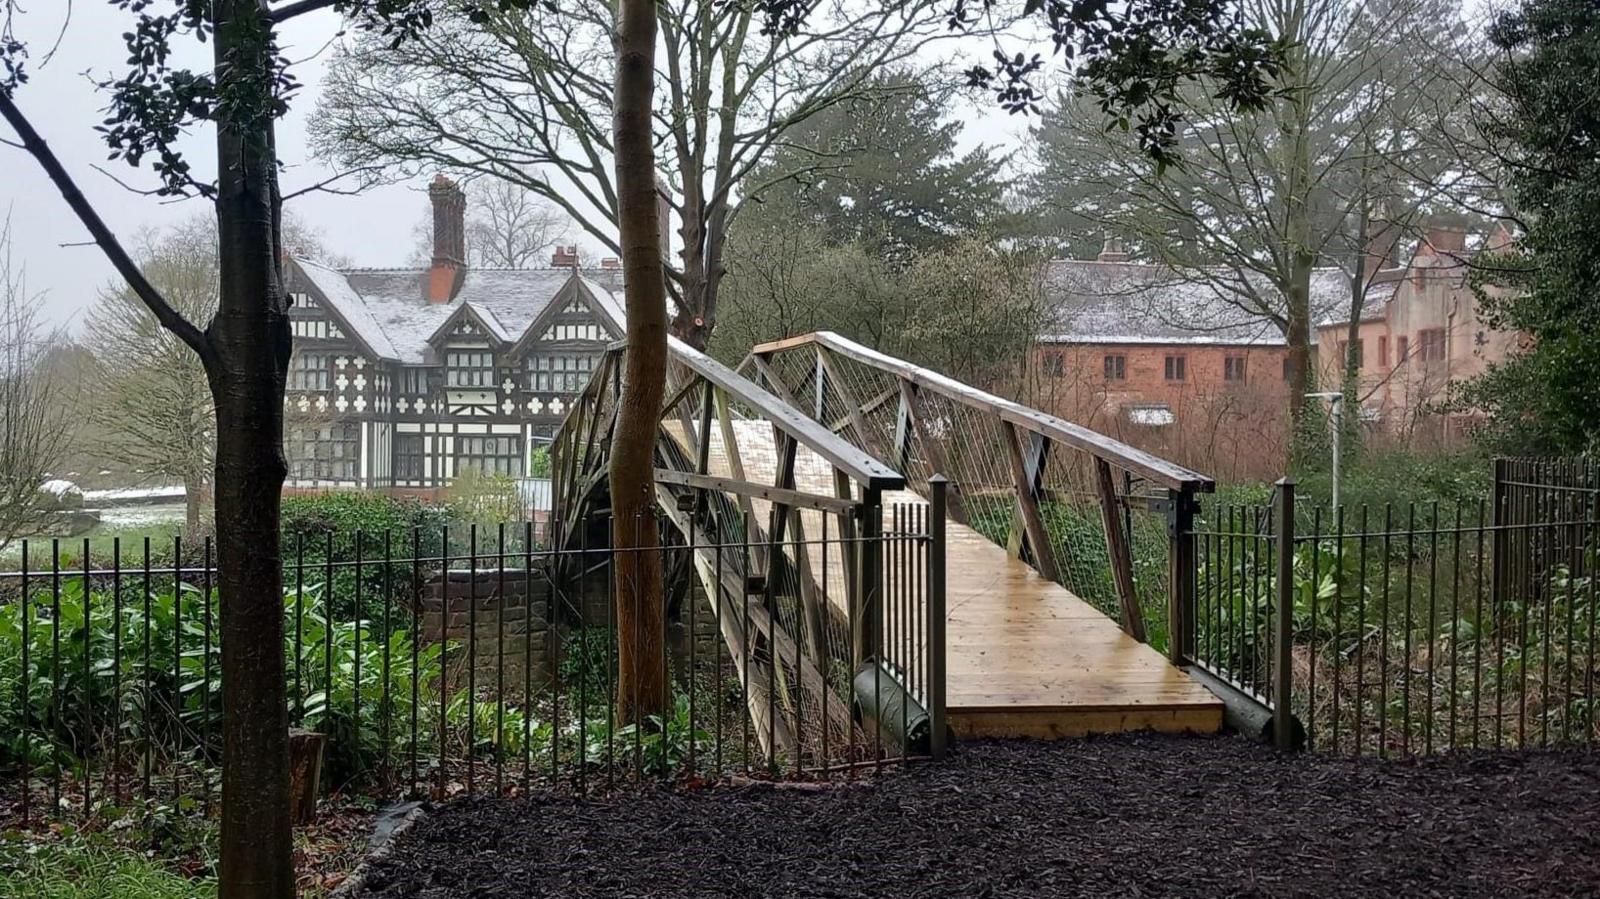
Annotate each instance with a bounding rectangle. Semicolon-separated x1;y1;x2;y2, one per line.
288;728;327;826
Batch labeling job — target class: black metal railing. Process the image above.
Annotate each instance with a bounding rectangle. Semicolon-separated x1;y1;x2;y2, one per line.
1188;463;1599;756
0;487;945;828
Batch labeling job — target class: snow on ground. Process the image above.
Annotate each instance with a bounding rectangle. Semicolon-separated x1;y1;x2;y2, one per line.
83;485;187;504
95;503;186;528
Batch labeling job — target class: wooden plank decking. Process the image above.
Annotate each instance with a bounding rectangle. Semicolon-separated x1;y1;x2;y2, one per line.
663;419;1223;740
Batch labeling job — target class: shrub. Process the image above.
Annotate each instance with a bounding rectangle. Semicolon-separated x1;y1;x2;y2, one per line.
443;469;524;527
0;577;446;785
1293;447;1492;517
0;835;213;899
281;492;449;621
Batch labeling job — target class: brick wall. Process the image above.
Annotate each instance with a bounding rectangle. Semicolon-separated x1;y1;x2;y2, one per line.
1031;342;1293;481
416;559;715;687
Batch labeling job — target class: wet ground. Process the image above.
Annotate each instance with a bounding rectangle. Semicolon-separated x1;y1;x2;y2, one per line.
349;733;1600;898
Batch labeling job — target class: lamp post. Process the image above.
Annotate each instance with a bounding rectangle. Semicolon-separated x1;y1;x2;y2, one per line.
1307;391;1344;512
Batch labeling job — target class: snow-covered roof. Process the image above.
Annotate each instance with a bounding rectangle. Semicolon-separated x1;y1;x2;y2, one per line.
290;259;623;364
294;258;399;359
1041;259;1395;347
578;275;627;333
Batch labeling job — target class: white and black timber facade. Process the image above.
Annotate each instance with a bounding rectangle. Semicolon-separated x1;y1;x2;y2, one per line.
281;175;626;493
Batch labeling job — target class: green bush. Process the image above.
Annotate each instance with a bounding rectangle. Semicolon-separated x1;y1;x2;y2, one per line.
0;577;445;785
1294;448;1493;518
281;492;449;621
443;469;525;529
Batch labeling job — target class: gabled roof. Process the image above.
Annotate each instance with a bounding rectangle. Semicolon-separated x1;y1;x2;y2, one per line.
425;301;515;347
293;258;398;360
505;275;626;359
288;258;625;364
1042;258;1396;347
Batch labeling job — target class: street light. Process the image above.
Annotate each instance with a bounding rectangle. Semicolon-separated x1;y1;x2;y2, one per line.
1306;391;1345;512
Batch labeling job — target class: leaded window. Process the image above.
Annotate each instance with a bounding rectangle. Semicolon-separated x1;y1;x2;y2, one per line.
288;352;332;390
286;423;359;481
446;350;495;387
395;434;426;480
455;435;523;477
527;354;597;393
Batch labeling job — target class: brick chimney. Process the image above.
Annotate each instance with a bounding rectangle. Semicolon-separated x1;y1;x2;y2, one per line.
1424;224;1467;256
551;245;579;268
1096;235;1129;263
1363;218;1403;279
427;175;467;303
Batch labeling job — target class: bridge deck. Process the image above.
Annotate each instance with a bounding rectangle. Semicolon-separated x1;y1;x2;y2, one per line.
666;420;1222;739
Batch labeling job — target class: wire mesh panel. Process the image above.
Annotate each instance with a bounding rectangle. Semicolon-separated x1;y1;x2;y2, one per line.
751;334;1208;657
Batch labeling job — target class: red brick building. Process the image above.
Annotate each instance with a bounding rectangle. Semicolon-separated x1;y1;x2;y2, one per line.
1032;228;1519;479
1314;225;1519;447
1030;241;1383;481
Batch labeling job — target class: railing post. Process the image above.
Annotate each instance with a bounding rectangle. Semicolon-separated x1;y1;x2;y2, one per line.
928;476;949;760
1274;478;1296;751
1491;457;1508;614
1166;484;1197;666
854;486;884;670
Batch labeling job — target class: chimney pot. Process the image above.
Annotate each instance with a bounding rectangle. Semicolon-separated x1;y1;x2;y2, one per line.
1363;218;1403;279
552;245;579;268
1097;235;1128;263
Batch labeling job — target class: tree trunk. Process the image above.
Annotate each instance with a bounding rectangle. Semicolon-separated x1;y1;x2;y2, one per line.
610;0;670;726
1285;251;1316;447
184;474;211;539
212;4;294;897
1281;0;1315;469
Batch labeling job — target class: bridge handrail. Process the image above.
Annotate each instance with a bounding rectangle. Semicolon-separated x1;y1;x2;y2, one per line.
667;336;905;491
749;331;1214;493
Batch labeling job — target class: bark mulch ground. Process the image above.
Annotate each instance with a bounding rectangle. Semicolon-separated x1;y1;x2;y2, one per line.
350;733;1600;898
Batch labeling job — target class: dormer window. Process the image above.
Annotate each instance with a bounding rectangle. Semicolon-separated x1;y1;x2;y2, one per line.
446;350;494;387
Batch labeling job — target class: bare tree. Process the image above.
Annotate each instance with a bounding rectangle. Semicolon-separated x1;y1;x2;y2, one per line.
313;0;969;349
84;216;345;537
0;214;72;552
467;179;570;268
408;178;571;268
1028;0;1479;443
85;219;217;536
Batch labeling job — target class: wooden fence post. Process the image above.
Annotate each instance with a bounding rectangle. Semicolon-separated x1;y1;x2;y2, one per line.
1096;459;1146;642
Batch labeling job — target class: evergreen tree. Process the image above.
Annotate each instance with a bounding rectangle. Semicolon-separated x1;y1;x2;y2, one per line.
738;73;1009;262
1456;0;1600;452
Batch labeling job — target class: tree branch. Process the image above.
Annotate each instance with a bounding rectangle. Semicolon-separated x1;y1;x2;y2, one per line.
269;0;338;23
0;93;212;362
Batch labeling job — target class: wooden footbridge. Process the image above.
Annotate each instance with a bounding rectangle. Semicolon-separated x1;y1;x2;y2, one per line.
551;328;1222;760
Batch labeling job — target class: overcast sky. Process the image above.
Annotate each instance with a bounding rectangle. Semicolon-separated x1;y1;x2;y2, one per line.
2;5;1030;335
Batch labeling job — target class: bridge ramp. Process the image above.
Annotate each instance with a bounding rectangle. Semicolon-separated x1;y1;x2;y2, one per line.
668;419;1222;739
